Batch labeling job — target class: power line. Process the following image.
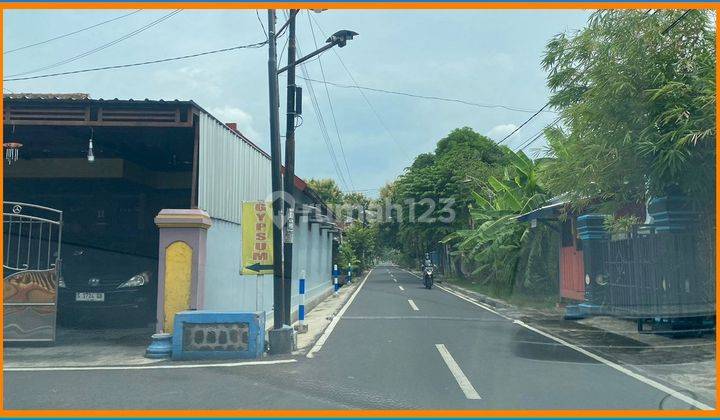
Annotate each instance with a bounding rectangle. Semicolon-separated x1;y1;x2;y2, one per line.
307;11;355;192
7;9;182;78
514;116;561;152
499;11;692;146
3;41;267;82
255;10;268;40
297;56;350;190
499;102;550;144
296;76;549;114
309;13;410;159
286;13;349;190
661;9;693;35
4;10;143;54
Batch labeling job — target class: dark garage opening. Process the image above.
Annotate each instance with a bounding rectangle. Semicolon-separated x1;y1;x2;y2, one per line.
4;122;194;329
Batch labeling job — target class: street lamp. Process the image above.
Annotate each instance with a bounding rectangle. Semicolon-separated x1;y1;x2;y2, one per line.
266;9;357;355
277;29;358;74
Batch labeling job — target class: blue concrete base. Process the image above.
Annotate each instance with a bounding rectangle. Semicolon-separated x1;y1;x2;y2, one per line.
145;333;173;359
171;311;266;361
563;305;585;320
578;302;605;316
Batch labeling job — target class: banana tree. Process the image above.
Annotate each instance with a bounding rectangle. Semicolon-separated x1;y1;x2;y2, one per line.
444;150;549;293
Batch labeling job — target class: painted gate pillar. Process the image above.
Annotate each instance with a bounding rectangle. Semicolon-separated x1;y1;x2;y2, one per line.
154;209;212;333
576;214;609;315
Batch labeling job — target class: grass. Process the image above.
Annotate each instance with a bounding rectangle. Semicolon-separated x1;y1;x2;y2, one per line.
441;274;559;310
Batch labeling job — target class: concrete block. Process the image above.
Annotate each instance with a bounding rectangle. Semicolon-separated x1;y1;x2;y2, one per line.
171;311;265;360
268;325;294;355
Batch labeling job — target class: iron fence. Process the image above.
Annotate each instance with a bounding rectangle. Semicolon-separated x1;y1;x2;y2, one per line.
605;226;715;318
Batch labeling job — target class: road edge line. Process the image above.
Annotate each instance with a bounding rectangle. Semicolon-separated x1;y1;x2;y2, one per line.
4;358;297;372
306;268;373;358
399;267;713;411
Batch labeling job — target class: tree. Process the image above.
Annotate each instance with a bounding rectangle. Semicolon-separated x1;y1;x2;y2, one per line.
307;178;344;206
444;150;551;294
540;10;716;214
376;127;508;267
339;223;378;272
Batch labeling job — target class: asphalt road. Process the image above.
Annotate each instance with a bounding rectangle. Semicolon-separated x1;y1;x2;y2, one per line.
4;264;706;410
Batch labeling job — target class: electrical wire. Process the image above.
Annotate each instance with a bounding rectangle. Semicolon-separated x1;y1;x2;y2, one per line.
307;11;355;192
661;9;693;35
256;10;268;41
309;13;410;159
500;10;694;146
514;116;561;152
7;9;182;78
498;102;550;144
296;76;549;114
4;10;143;54
3;41;268;82
286;13;349;190
299;62;351;190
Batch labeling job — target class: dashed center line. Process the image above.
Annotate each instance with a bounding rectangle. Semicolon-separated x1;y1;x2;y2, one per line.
435;344;481;400
407;299;419;311
398;285;404;291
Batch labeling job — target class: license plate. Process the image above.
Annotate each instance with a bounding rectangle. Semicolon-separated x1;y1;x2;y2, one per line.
75;292;105;302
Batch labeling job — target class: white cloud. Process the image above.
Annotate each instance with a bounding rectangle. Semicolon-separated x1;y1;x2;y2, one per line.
207;106;260;141
486;123;519;140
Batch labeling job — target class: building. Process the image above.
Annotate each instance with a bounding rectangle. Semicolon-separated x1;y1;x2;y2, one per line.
3;94;336;340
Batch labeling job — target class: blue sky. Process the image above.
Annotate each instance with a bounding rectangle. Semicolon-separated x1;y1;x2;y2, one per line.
3;9;592;196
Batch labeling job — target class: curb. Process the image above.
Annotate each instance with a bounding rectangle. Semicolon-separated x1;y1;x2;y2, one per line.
440;282;512;310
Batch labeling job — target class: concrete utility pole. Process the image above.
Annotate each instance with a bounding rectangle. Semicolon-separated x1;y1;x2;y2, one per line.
267;10;293;355
282;9;299;327
268;9;358;355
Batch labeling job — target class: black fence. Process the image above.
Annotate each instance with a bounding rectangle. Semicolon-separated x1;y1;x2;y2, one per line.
604;227;715;318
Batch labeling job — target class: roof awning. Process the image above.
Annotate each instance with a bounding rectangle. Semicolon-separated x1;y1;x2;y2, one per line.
516;201;567;223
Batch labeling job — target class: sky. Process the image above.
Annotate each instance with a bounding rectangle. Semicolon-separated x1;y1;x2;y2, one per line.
3;9;593;197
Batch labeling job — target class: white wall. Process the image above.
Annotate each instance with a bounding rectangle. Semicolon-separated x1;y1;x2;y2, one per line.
203;213;332;323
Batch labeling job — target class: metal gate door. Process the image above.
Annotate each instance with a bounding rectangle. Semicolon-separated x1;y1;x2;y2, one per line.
3;202;62;343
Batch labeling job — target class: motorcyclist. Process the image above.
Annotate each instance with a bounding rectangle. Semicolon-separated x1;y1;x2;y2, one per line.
421;253;434;271
421;253;435;289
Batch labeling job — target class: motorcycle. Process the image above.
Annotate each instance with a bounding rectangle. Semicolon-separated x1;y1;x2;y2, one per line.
423;266;434;289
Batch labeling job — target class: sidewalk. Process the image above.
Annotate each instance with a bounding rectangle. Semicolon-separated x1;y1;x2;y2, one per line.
439;280;716;407
294;277;361;353
3;279;362;369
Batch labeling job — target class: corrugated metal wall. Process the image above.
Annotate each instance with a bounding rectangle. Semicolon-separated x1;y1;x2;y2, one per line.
196;110;332;322
198;112;271;224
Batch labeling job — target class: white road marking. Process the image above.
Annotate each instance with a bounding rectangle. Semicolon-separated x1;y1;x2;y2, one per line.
4;359;296;372
435;344;481;400
393;267;715;411
398;285;405;291
407;299;419;311
393;278;397;282
306;269;373;358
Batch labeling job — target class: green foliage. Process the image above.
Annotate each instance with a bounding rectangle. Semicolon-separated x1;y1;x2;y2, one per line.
540;10;716;213
376;127;508;263
444;150;551;293
339;223;378;272
307;178;344;206
603;215;641;234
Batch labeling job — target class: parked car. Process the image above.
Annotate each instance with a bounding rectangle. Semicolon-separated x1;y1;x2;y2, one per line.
57;244;157;327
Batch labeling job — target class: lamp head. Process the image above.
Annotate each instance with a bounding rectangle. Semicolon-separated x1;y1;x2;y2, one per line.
327;30;358;47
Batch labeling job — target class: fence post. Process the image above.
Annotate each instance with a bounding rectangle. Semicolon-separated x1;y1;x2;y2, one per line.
332;264;340;296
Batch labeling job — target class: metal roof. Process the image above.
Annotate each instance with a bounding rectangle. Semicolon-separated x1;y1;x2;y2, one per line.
3;93;335;219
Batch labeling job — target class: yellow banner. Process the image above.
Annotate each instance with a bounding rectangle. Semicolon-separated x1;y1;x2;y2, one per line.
241;202;274;275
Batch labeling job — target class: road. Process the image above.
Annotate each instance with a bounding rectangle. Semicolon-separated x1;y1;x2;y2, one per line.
4;265;707;410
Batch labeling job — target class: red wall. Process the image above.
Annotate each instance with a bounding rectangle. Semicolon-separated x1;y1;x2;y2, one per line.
560;246;585;301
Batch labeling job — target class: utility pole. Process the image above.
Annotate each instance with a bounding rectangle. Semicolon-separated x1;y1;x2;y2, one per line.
282;9;299;327
266;9;292;354
267;10;357;354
